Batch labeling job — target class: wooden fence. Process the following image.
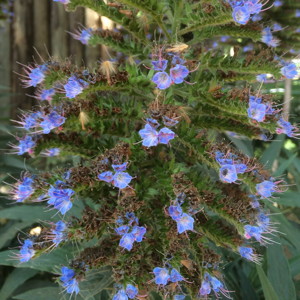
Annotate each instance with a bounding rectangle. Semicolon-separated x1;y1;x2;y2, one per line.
0;0;112;120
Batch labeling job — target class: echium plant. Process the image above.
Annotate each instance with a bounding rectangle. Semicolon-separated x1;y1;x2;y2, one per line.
7;0;300;299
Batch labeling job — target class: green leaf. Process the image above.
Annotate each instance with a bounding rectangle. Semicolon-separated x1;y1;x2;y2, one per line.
256;265;280;300
273;153;297;176
289;255;300;277
12;287;61;300
260;135;285;169
0;268;38;300
267;244;296;300
277;192;300;207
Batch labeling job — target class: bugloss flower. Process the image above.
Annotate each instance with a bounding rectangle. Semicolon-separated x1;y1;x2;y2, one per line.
151;59;168;71
199;272;230;298
273;0;283;7
19;111;42;131
152;72;172;89
276;118;300;137
40;111;65;134
12;176;34;203
256;74;267;82
71;28;93;45
41;148;60;157
153;267;170;285
238;246;261;263
14;135;36;155
281;63;298;79
39;88;55;101
22;64;48;87
174;296;185;300
51;220;67;247
168;204;195;234
47;183;75;214
256;180;277;198
113;286;138;300
261;27;280;47
18;239;35;263
232;6;250;24
64;75;89;98
60;267;80;295
169;64;189;84
53;0;70;4
98;162;133;189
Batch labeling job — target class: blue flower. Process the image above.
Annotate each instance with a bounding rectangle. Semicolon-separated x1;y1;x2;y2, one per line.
71;28;93;45
199;277;211;296
247;102;267;122
261;27;280;47
238;246;261;263
39;88;55;101
146;118;160;128
273;0;283;7
16;135;36;155
119;233;136;251
256;180;276;198
113;172;133;189
64;75;89;98
169;64;189;84
51;220;67;247
163;116;179;127
12;176;34;203
256;74;267;82
158;127;175;144
18;239;35;263
41;148;60;157
174;296;185;300
176;213;194;234
98;171;114;183
125;284;138;299
152;72;172;90
40;111;65;134
219;164;238;183
151;59;168;71
21;112;42;130
296;9;300;17
211;276;224;292
139;124;159;147
113;289;128;300
115;225;130;235
60;267;80;295
22;65;47;87
232;6;250;25
281;63;298;79
47;185;75;214
168;205;183;221
276;118;299;137
245;0;262;15
170;268;184;283
244;224;263;241
53;0;70;3
112;162;128;172
153;267;170;285
131;226;146;242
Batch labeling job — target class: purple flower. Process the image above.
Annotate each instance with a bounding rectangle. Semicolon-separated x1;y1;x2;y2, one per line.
296;9;300;17
170;64;189;84
20;112;42;131
146;118;159;128
152;72;172;90
238;246;261;263
158;127;175;144
281;63;298;79
139;124;159;147
71;28;93;45
170;268;184;283
115;225;130;235
113;172;133;189
125;284;138;299
119;233;136;251
18;239;35;263
64;76;89;98
273;0;283;7
113;289;128;300
245;0;262;15
273;23;283;31
53;0;70;3
15;135;36;155
98;171;114;183
153;267;170;285
22;65;47;87
276;118;299;137
12;176;34;203
176;213;194;234
199;278;211;296
251;13;262;21
39;88;55;101
174;296;185;300
256;180;276;198
151;59;168;71
112;162;128;172
40;111;65;134
232;6;250;24
60;267;80;295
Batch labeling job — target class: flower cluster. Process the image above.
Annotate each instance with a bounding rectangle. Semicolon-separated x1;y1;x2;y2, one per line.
98;162;133;189
21;64;48;88
276;118;300;138
228;0;264;25
115;212;146;251
11;176;34;203
113;284;138;300
247;95;274;122
152;266;185;286
215;151;248;183
151;55;189;90
12;135;36;155
261;27;280;48
139;118;176;147
47;180;75;214
50;220;68;247
199;272;230;298
60;267;80;295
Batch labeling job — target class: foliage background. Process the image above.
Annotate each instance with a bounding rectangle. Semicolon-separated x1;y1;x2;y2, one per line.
0;1;300;300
